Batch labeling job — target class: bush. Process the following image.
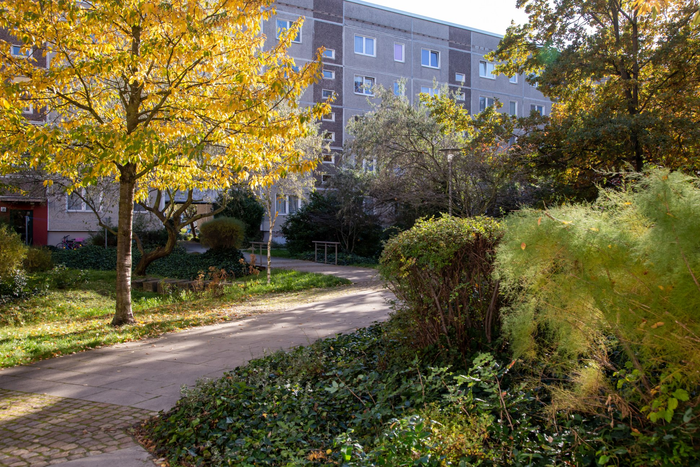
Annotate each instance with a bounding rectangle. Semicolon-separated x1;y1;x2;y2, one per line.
281;191;384;258
52;245;117;270
0;225;26;280
47;264;88;289
23;247;54;272
199;217;245;250
214;186;265;244
496;169;700;464
379;214;503;357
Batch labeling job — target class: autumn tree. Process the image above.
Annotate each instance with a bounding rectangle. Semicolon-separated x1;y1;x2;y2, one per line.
491;0;700;192
345;85;535;227
0;0;327;325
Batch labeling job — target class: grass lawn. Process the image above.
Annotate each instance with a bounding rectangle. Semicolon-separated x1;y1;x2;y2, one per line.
0;269;350;369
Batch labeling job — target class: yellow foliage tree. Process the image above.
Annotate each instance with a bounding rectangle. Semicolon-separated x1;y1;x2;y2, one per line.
0;0;327;325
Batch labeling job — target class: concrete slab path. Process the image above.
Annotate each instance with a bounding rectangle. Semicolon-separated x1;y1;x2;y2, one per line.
0;260;391;467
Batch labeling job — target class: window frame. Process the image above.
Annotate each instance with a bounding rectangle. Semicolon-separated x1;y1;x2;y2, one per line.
455;72;466;83
420;86;439;97
66;188;101;212
394;42;405;62
479;96;496;112
321;89;336;100
322;49;335;60
322;153;335;164
354;35;376;57
322;111;335;122
10;45;32;58
509;74;518;84
531;104;545;116
275;194;288;215
421;48;440;69
509;101;518;116
323;131;336;142
275;19;301;43
322;69;335;80
479;61;495;79
393;81;405;96
354;75;375;96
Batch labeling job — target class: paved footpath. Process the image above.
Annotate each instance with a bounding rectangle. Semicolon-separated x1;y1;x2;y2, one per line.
0;258;391;467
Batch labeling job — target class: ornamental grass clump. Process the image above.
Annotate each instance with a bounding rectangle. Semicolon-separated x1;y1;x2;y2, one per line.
379;215;503;357
496;169;700;463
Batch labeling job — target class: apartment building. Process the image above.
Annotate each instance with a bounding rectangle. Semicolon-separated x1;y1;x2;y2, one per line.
260;0;550;240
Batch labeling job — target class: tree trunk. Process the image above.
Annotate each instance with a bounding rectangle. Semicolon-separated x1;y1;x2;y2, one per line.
112;163;137;326
133;220;179;276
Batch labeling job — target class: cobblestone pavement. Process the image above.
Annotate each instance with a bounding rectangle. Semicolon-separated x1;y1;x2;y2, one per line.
0;389;154;467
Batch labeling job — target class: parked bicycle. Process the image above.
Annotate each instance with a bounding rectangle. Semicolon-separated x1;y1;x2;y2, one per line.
56;235;85;250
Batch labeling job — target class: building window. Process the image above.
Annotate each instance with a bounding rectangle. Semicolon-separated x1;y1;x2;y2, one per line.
11;45;31;58
393;81;405;96
362;158;377;172
322;49;335;60
479;96;495;112
421;49;440;68
354;35;375;56
420;86;439;97
455;72;465;83
394;43;405;62
275;195;288;215
455;89;465;101
322;69;335;80
322;153;335;164
323;131;335;142
509;101;517;116
288;196;300;214
276;19;301;43
479;61;495;79
66;189;96;212
322;89;336;100
322;112;335;122
509;74;518;84
354;75;375;95
531;104;545;116
322;174;333;183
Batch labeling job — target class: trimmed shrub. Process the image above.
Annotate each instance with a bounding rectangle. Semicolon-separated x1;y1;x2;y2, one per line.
145;247;247;280
199;217;245;250
379;214;503;357
52;245;117;270
214;186;265;244
0;225;26;280
23;247;54;272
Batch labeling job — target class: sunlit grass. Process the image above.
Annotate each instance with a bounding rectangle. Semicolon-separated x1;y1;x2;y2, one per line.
0;269;350;368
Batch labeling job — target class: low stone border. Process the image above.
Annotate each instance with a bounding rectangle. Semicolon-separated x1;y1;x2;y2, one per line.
0;389;155;467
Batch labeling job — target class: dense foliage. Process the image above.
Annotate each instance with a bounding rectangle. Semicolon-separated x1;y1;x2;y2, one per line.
23;247;54;273
492;0;700;194
0;225;26;280
379;215;503;358
281;191;383;258
214;186;265;244
199;217;246;251
52;246;248;280
496;169;700;464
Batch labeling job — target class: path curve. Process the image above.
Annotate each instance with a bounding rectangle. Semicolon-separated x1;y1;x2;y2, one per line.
0;259;391;467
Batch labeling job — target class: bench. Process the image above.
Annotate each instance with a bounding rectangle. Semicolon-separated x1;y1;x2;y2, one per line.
313;241;341;265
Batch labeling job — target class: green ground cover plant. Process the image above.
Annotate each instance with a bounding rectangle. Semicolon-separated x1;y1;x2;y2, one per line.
0;269;349;368
52;245;248;279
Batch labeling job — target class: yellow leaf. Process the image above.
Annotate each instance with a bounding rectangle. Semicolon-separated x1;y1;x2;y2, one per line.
537;217;542;226
651;322;664;329
521;242;526;250
590;227;599;232
658;285;664;290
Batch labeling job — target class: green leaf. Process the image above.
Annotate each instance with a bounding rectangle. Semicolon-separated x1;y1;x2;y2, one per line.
598;454;610;464
667;397;678;411
672;389;689;401
664;409;673;423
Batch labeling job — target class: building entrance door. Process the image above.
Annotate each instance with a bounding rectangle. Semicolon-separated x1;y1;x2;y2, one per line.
9;209;33;245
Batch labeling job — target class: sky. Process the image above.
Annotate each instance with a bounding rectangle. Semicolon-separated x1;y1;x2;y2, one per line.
360;0;529;36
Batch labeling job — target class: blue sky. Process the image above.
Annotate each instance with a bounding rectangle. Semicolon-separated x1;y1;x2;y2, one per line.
363;0;529;35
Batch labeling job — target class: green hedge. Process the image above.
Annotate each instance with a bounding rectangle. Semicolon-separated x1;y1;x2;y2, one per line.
52;245;247;280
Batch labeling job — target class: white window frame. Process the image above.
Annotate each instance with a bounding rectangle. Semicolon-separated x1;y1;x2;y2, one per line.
275;195;288;215
455;72;465;83
421;49;440;69
393;81;405;96
362;158;377;172
354;75;375;96
322;49;335;60
479;61;495;79
11;45;32;58
479;96;496;112
455;89;465;101
322;89;336;100
420;86;439;97
323;131;335;142
276;19;301;43
321;174;333;183
509;101;518;116
354;35;376;57
288;195;301;214
322;153;335;164
509;74;518;84
531;104;545;116
322;112;335;122
394;43;405;62
66;188;100;212
322;69;335;80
